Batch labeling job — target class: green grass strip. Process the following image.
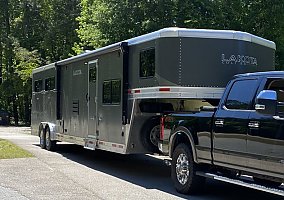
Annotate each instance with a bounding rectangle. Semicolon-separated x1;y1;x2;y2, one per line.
0;139;33;159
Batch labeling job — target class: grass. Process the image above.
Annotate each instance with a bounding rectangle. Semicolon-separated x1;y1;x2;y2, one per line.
0;139;33;159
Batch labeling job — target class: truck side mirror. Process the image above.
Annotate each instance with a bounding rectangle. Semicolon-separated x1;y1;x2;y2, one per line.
255;90;277;115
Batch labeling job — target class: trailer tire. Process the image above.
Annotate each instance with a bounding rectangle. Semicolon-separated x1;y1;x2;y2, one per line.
39;126;46;149
140;118;160;153
172;143;205;194
45;126;57;151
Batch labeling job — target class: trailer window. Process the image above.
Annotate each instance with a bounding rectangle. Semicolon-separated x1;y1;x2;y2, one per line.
34;80;43;92
45;77;55;91
103;81;112;104
103;79;121;104
89;67;96;82
112;80;121;104
140;48;155;78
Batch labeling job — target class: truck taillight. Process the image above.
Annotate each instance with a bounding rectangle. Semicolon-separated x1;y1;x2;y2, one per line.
160;117;164;140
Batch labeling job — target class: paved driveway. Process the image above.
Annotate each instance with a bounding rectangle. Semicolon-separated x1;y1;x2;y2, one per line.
0;127;282;200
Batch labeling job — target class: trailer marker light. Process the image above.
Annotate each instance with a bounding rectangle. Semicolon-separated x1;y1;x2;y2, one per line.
159;88;170;92
134;90;141;93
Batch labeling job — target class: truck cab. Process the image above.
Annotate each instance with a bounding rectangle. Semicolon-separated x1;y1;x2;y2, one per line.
159;71;284;195
213;71;284;181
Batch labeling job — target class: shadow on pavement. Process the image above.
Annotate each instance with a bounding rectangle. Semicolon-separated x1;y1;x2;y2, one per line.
34;143;283;200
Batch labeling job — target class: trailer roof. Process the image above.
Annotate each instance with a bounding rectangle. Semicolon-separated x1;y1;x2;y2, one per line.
33;63;56;74
34;27;276;73
127;27;275;49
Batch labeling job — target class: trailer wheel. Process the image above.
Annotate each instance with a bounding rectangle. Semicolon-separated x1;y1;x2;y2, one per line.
45;126;57;151
141;118;160;153
39;126;46;149
172;143;205;194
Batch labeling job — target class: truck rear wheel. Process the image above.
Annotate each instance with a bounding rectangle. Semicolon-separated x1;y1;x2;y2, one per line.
39;127;46;149
45;126;57;151
172;143;205;194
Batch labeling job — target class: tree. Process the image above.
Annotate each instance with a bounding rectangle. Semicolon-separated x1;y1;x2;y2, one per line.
75;0;284;69
75;0;176;52
39;0;81;61
0;0;283;125
0;0;80;125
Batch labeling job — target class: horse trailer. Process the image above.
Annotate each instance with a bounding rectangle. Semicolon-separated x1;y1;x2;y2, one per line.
31;27;275;153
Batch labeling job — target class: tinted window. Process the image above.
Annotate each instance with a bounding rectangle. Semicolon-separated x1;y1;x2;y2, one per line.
89;66;96;82
140;48;155;78
266;78;284;116
103;79;121;104
111;80;121;104
225;79;258;110
45;77;55;91
103;81;111;104
34;80;43;92
266;78;284;102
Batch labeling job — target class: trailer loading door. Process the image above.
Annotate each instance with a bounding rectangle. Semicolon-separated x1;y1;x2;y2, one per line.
97;50;124;147
88;60;98;139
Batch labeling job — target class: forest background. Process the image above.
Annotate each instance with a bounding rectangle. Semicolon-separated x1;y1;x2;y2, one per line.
0;0;283;125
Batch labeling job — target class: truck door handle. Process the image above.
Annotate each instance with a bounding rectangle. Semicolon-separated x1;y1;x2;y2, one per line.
215;119;224;126
248;121;259;128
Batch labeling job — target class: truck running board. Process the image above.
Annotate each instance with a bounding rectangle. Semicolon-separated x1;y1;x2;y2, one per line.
196;172;284;197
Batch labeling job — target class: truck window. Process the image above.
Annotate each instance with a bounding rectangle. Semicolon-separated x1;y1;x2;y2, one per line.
34;80;43;92
45;77;55;91
140;48;155;78
266;78;284;116
225;79;258;110
266;79;284;102
103;79;121;104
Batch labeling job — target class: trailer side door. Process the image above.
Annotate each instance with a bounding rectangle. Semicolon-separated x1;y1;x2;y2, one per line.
88;60;98;138
97;50;124;145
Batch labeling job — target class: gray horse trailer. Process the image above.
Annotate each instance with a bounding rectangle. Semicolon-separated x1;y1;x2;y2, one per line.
31;27;275;153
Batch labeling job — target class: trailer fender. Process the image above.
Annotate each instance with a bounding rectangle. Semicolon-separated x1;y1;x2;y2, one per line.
169;127;198;163
40;122;57;141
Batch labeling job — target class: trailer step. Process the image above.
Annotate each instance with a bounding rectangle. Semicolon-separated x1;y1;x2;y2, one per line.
84;138;97;150
196;172;284;196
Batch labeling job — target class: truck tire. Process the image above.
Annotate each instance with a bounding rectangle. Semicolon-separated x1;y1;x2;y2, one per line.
39;126;46;149
171;143;205;194
140;118;160;153
45;126;57;151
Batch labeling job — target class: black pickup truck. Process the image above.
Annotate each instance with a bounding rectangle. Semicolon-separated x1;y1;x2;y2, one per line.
159;71;284;195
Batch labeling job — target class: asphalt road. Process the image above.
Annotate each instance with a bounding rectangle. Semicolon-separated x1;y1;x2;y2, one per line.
0;126;283;200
